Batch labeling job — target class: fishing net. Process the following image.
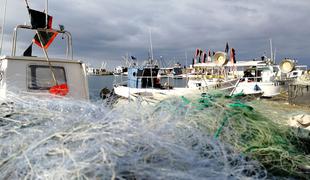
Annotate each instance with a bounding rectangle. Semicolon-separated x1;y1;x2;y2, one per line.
0;92;266;179
176;92;310;179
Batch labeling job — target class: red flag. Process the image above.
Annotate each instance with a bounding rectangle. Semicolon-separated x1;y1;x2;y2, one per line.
33;31;58;49
195;48;200;57
28;8;52;29
202;51;207;63
28;8;58;49
230;48;236;64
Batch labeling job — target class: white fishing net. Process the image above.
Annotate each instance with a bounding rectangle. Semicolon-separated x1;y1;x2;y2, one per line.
0;92;267;179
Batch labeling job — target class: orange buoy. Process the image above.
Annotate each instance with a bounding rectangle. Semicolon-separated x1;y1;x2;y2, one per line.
49;83;69;96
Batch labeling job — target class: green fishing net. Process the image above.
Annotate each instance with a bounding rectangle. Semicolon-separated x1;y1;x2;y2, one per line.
179;93;310;179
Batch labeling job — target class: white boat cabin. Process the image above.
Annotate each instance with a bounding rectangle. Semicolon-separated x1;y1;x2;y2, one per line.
0;25;89;101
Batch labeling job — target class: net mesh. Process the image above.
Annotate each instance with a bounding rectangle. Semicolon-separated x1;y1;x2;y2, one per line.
0;92;267;179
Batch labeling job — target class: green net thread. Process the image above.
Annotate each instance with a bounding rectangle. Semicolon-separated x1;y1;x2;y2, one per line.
180;93;310;179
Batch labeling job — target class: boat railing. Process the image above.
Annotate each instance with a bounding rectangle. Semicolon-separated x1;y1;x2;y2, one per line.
11;25;73;59
229;78;241;96
187;74;227;79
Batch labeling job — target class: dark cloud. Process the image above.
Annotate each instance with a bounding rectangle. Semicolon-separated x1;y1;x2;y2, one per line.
1;0;309;69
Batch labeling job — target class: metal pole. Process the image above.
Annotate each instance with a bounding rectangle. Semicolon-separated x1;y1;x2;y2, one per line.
0;0;8;56
45;0;48;28
36;30;58;85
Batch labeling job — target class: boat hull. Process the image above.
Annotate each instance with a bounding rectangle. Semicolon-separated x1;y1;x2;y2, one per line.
114;85;199;100
233;81;280;97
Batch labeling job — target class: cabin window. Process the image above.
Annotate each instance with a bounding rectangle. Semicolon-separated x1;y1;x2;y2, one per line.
27;65;67;90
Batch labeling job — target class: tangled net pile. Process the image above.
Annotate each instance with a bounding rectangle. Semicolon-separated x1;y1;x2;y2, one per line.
178;92;310;179
0;92;266;179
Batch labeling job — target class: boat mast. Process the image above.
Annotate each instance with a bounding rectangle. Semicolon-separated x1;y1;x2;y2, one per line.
185;50;188;67
269;38;273;64
274;48;277;63
0;0;8;56
149;28;154;89
149;28;154;62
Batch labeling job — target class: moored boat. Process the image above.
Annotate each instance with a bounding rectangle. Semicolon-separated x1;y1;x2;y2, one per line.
0;3;89;101
187;50;280;97
113;60;238;103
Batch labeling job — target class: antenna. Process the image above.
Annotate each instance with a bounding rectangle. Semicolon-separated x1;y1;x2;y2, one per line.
273;48;276;63
0;0;8;56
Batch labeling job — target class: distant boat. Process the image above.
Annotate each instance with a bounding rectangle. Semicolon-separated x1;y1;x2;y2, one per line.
87;62;112;76
113;54;137;76
113;66;128;76
158;63;184;79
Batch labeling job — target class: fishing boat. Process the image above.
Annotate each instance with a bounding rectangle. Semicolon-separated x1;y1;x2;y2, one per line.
113;66;128;76
187;49;280;97
0;2;89;101
114;63;186;102
228;60;280;97
113;59;238;103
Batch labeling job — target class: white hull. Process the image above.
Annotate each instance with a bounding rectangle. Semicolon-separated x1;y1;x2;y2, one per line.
233;81;280;97
114;85;200;102
114;79;238;103
188;78;280;97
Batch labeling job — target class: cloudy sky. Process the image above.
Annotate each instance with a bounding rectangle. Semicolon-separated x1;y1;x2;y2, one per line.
1;0;309;69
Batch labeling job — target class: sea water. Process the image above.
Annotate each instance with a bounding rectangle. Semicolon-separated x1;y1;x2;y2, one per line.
88;75;115;100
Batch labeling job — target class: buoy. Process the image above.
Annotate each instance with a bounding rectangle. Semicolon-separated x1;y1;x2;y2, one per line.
49;83;69;96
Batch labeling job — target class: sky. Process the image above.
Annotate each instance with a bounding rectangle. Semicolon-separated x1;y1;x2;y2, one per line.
0;0;310;69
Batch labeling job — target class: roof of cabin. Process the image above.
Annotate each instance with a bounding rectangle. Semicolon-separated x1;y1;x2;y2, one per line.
0;56;83;65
